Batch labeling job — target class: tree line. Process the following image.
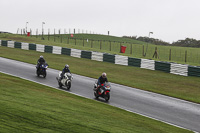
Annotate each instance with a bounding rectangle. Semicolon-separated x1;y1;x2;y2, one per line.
123;36;200;48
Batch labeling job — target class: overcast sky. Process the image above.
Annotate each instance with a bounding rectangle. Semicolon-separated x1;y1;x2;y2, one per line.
1;0;200;43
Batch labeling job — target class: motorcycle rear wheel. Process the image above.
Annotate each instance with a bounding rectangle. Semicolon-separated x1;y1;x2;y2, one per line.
58;81;63;88
36;70;40;77
94;91;99;99
43;73;46;78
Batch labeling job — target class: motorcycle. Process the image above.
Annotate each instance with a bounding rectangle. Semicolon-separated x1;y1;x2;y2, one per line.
36;63;48;78
56;72;73;90
94;80;111;101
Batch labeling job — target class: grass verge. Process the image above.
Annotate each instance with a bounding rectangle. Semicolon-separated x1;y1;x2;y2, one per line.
0;73;192;133
0;46;200;104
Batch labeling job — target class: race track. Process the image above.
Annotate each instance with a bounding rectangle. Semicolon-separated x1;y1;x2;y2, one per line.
0;57;200;132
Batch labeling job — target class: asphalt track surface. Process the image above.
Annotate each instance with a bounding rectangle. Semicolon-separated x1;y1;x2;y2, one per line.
0;57;200;132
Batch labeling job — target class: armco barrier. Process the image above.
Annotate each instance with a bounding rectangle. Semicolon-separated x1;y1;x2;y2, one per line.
61;48;71;55
14;42;21;49
170;63;188;76
155;61;171;73
115;55;128;66
45;45;53;53
103;53;115;63
128;57;141;67
1;40;200;78
81;51;92;59
188;66;200;77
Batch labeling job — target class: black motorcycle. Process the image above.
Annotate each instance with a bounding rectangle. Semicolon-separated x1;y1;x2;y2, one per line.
36;63;48;78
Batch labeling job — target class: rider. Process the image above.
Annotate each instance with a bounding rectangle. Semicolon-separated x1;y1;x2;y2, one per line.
37;55;46;71
60;64;71;81
96;72;108;91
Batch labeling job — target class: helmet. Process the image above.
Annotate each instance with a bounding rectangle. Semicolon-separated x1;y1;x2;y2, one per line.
65;64;69;68
102;72;107;78
40;55;43;59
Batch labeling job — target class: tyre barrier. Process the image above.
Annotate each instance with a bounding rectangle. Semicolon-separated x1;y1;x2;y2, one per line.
1;40;200;77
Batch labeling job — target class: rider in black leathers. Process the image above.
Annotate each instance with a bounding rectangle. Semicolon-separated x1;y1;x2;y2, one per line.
37;55;46;71
96;72;108;91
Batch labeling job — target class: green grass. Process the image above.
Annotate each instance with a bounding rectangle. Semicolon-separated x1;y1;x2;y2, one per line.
0;73;192;133
1;33;200;66
1;46;200;104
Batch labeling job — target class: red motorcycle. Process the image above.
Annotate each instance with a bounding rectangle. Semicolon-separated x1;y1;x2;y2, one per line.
94;81;111;102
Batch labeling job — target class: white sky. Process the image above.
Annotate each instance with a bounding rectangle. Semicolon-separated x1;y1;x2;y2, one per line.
1;0;200;43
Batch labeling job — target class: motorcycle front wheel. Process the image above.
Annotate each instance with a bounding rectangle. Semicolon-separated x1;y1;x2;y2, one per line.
65;81;71;90
104;92;110;102
36;70;40;77
43;71;46;78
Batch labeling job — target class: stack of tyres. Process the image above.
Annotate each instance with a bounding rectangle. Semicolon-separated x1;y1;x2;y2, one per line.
155;61;171;73
103;53;115;63
188;66;200;77
128;57;141;67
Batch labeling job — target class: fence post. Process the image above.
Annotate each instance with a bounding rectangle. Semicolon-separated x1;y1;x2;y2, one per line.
47;30;49;40
75;38;76;45
130;43;132;54
110;41;111;51
54;29;55;42
100;40;102;50
83;38;84;47
143;45;144;56
169;48;171;61
36;29;38;38
185;50;187;63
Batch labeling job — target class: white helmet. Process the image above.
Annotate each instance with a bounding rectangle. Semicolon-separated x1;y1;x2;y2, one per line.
40;55;43;58
102;72;107;78
65;64;69;68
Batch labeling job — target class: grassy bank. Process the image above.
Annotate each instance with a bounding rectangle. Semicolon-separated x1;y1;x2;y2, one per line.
0;73;192;133
0;33;200;66
0;46;200;103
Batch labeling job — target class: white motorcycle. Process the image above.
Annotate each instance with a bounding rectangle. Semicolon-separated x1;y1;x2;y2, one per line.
56;72;73;90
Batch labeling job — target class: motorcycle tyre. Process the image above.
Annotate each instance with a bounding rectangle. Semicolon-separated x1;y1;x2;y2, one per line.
104;92;110;102
66;82;71;90
94;91;99;99
58;81;63;88
43;71;46;78
36;70;40;77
